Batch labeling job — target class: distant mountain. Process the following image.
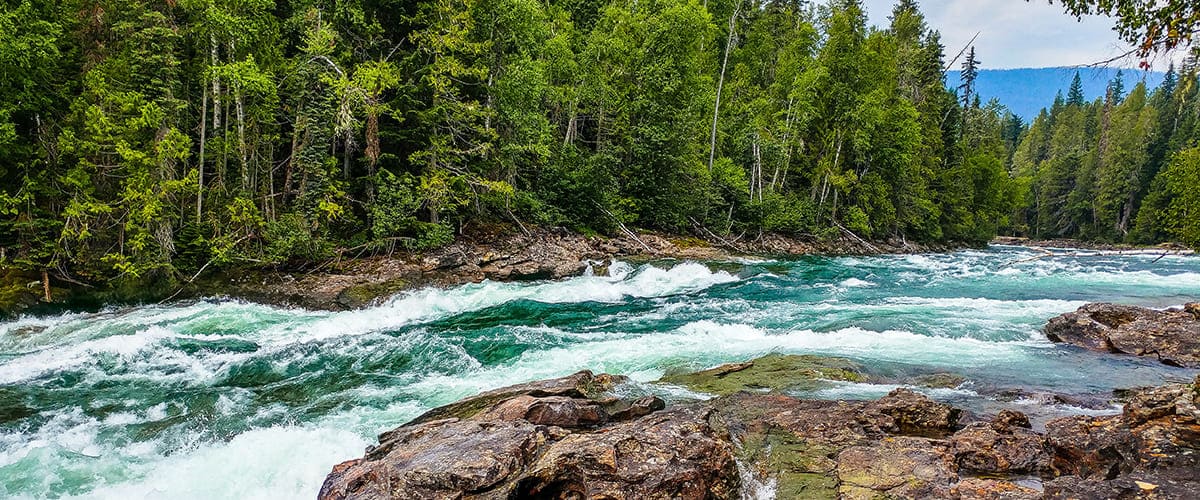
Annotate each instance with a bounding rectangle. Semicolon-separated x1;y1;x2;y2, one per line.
945;67;1166;121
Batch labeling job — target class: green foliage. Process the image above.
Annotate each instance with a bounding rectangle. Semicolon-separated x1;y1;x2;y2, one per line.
1;0;1046;285
1009;63;1199;248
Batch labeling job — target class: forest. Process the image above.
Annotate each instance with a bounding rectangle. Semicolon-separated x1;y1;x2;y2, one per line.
1011;66;1200;248
0;0;1196;292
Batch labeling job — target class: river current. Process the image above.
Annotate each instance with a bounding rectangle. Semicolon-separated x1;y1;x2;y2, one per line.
2;245;1199;498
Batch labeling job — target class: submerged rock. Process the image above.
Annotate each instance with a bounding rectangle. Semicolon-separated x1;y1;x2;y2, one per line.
1045;302;1200;367
658;353;868;396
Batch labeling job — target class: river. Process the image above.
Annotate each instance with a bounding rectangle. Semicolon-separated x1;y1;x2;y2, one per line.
2;245;1199;498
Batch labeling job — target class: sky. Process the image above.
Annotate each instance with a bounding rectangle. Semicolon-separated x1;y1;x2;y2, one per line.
860;0;1177;70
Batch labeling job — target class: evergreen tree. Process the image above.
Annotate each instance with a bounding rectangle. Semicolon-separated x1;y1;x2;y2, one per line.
1066;71;1086;106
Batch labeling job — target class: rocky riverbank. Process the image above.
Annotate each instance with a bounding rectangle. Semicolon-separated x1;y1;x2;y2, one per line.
990;236;1194;253
319;354;1200;499
318;303;1200;499
1;228;960;317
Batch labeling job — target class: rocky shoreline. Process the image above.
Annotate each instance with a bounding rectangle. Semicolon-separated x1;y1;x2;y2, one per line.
319;305;1200;500
1;228;961;317
990;236;1194;253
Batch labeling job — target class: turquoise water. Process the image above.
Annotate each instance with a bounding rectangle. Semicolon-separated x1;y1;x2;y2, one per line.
2;246;1199;498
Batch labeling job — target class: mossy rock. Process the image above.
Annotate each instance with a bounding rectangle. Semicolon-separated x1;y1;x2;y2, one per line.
659;353;867;396
0;270;41;317
908;372;967;389
739;430;839;499
336;279;409;308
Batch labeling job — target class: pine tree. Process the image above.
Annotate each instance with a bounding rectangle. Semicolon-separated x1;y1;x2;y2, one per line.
1067;71;1086;106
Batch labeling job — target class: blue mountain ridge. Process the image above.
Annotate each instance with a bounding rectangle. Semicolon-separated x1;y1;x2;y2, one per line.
945;67;1166;121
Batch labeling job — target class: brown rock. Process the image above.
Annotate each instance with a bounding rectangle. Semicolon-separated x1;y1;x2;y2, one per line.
1045;303;1200;367
950;411;1047;474
512;407;740;499
319;418;554;500
836;436;958;499
1123;383;1194;427
607;395;666;421
1044;414;1133;479
476;395;608;428
408;370;625;425
1044;472;1199;500
869;388;961;436
951;478;1042;500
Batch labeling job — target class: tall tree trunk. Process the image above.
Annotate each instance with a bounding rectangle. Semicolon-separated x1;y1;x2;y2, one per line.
210;35;222;194
197;83;208;223
707;1;741;172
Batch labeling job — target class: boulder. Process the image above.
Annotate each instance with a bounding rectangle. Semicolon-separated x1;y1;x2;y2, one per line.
319;419;556;500
407;370;624;425
512;407;740;499
475;395;608;428
869;388;961;436
1044;414;1134;479
950;411;1047;474
1045;302;1200;367
836;436;958;499
658;353;867;396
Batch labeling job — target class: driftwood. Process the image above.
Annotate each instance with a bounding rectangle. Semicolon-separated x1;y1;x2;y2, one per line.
832;220;880;254
689;217;745;253
596;203;652;253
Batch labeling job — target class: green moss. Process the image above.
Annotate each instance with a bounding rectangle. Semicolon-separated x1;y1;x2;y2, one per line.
659;353;866;396
336;279;410;308
0;270;42;318
909;373;967;389
740;430;840;499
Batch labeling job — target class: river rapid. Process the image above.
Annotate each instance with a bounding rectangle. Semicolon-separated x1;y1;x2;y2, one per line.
2;245;1199;498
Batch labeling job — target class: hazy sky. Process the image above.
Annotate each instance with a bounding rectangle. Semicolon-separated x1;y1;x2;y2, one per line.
860;0;1172;70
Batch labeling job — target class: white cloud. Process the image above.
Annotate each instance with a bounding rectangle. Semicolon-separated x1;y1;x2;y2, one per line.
859;0;1177;70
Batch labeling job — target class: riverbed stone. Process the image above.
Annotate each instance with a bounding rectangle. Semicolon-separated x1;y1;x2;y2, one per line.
658;353;867;396
1045;302;1200;367
950;411;1047;474
836;436;958;499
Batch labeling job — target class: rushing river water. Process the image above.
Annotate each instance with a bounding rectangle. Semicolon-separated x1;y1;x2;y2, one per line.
2;246;1199;498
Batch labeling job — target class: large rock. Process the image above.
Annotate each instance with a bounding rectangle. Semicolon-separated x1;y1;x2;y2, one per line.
318;373;734;500
658;353;867;396
319;418;556;499
407;370;624;425
512;407;740;499
835;436;958;499
950;410;1047;474
1045;302;1200;367
1044;414;1134;479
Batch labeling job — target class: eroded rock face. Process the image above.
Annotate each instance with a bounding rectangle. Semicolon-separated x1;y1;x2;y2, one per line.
1045;302;1200;367
320;359;1200;500
950;411;1047;475
318;373;736;500
513;407;740;499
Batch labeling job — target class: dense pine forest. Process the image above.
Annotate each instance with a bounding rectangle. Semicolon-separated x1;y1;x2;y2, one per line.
1011;66;1200;248
0;0;1196;294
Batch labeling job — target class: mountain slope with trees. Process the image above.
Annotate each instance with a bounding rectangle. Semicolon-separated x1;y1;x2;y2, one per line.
1008;61;1200;248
